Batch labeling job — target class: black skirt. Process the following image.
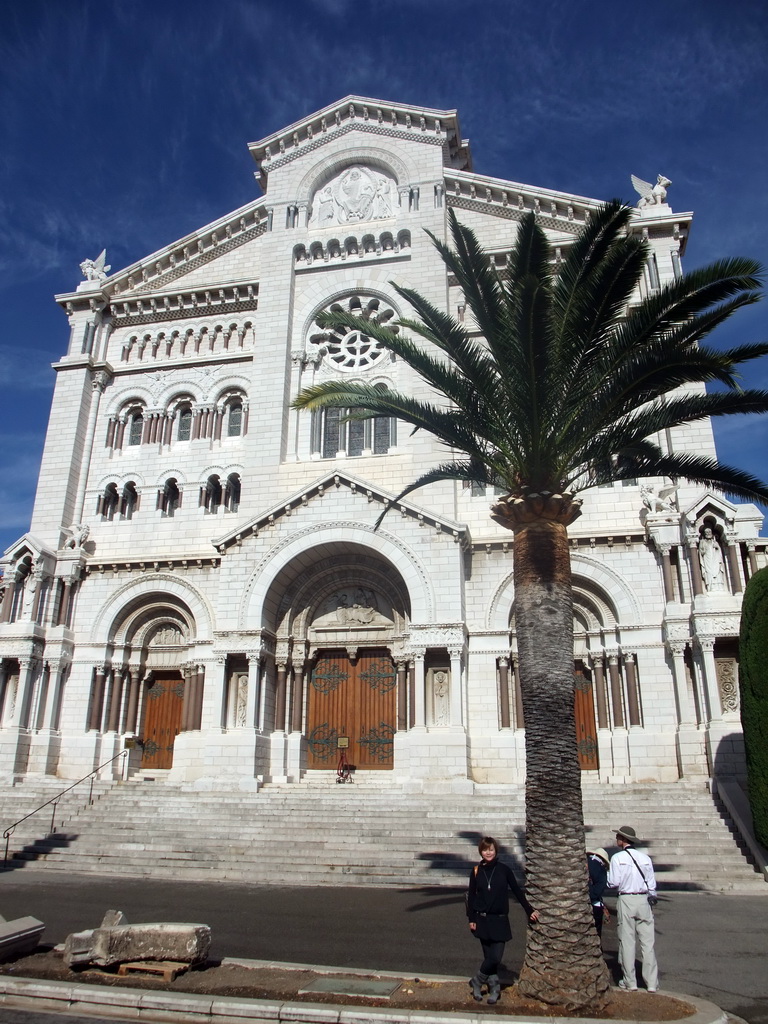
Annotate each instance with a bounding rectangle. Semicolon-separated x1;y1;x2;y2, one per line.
472;913;512;943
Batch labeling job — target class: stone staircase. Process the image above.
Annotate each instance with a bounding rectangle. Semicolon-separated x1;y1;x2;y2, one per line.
1;775;764;893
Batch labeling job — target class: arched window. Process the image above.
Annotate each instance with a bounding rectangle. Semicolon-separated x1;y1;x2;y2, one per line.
203;475;222;514
99;482;120;520
314;386;395;458
158;478;181;517
227;401;243;437
177;407;193;441
127;409;144;446
225;473;241;512
120;481;138;520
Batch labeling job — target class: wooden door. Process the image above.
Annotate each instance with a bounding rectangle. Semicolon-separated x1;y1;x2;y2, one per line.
306;649;396;770
574;666;599;770
140;675;184;769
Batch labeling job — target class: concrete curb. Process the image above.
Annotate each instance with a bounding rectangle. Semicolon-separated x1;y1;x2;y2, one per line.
0;961;730;1024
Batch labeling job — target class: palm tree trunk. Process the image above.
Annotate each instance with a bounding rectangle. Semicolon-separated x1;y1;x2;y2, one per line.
493;492;610;1010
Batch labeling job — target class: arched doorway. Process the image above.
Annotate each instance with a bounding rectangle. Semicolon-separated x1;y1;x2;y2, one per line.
306;648;397;769
140;671;185;769
265;545;412;772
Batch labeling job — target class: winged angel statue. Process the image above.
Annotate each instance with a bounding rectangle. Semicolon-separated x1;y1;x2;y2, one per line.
79;249;111;282
631;174;672;208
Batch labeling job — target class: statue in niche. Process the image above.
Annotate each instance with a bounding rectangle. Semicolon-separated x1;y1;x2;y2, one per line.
310;166;398;227
432;670;450;726
631;174;672;209
698;526;726;592
236;673;248;726
22;562;42;617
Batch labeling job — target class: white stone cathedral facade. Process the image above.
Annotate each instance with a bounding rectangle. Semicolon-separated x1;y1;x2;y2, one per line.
0;96;764;790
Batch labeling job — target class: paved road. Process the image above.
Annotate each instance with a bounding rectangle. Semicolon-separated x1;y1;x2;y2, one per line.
0;869;765;1023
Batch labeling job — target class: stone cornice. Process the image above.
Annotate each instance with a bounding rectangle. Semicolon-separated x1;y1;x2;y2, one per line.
213;470;471;554
55;203;268;311
248;95;470;187
108;281;259;327
445;169;693;251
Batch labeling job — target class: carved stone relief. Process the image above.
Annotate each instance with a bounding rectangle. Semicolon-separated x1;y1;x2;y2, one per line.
311;588;393;628
310;166;399;227
715;658;739;714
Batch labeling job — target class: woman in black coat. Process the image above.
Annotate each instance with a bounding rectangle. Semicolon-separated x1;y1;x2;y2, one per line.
466;836;539;1004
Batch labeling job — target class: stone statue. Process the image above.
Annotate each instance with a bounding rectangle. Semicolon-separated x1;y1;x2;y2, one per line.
79;249;111;282
432;670;449;726
64;523;90;549
310;166;398;227
640;483;677;513
698;526;725;592
631;174;672;208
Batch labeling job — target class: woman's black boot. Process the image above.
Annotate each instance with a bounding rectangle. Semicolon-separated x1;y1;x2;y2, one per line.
469;973;487;1001
487;975;501;1004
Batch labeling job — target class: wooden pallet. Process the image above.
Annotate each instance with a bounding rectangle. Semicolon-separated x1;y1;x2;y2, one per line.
117;960;190;982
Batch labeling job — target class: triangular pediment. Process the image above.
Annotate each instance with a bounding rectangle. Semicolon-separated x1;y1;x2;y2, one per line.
683;491;764;534
2;532;55;565
247;95;471;190
212;471;469;553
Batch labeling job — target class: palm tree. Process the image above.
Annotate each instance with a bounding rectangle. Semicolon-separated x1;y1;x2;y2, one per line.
293;201;768;1010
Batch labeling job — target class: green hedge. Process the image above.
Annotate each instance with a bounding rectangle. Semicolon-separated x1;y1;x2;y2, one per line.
739;566;768;848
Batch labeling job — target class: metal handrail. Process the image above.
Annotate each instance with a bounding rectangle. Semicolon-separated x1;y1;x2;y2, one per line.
2;749;128;862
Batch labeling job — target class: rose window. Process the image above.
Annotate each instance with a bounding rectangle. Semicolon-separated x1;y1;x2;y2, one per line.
309;294;398;371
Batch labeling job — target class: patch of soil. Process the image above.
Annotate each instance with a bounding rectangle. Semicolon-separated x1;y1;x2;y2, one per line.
0;949;696;1021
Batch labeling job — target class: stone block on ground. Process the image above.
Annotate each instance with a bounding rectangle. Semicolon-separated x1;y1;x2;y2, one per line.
0;916;45;960
63;922;211;969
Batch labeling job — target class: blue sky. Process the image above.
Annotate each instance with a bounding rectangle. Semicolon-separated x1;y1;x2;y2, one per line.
1;0;767;552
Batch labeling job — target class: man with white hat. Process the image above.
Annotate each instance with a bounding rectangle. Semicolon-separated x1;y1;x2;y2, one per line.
607;825;658;992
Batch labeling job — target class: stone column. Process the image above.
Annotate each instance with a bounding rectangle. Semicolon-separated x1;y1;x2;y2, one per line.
42;659;67;730
747;542;759;578
274;663;288;732
413;652;426;728
193;664;206;730
688;536;704;597
725;534;743;593
408;662;416;729
396;662;408;731
0;661;11;724
607;651;624;727
448;647;463;726
667;641;696;725
623;653;641;727
106;668;125;733
696;636;722;722
9;658;40;730
658;545;675;603
0;573;17;622
88;665;107;732
57;579;72;626
246;651;262;731
590;654;608;729
498;657;511;729
180;665;194;732
124;668;141;734
291;660;305;733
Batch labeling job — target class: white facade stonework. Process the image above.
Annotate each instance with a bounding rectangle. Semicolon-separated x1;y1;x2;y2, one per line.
1;96;764;789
